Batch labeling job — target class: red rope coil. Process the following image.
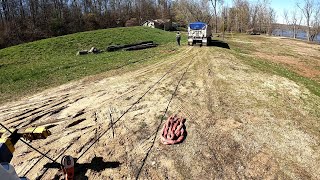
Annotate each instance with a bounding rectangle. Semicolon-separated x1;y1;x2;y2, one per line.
160;115;186;145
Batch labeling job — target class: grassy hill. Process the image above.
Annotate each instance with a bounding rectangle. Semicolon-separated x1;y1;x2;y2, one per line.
0;27;181;103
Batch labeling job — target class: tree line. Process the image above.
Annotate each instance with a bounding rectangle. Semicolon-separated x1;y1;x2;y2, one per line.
174;0;275;35
0;0;318;48
0;0;174;48
283;0;320;41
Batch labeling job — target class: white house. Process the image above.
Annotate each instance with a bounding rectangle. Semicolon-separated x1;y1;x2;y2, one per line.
142;19;172;31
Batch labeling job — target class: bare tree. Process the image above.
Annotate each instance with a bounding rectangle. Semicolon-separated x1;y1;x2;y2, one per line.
0;0;291;48
310;5;320;41
210;0;223;33
232;0;250;33
221;4;228;39
283;8;303;39
267;7;276;35
297;0;315;41
283;9;289;25
173;0;212;24
282;9;290;36
291;9;303;39
283;9;292;37
256;0;272;34
249;2;259;30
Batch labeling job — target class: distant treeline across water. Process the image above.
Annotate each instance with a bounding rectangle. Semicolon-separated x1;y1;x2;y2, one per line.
272;29;320;43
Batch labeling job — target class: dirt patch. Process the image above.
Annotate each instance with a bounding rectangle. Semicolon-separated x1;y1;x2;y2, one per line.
254;51;320;80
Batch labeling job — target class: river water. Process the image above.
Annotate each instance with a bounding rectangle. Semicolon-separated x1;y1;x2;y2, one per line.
272;29;320;43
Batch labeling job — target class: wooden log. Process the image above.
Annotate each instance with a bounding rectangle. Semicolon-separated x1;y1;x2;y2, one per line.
123;44;157;51
76;50;88;55
106;41;154;52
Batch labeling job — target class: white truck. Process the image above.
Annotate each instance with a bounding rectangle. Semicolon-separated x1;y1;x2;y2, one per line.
188;22;212;46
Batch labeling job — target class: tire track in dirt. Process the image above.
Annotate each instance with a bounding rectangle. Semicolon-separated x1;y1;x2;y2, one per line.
6;47;198;179
2;95;70;123
135;52;195;179
63;48;201;179
137;47;222;179
5;45;315;179
173;48;244;179
0;47;193;127
70;48;200;156
131;48;207;179
6;96;84;128
169;47;320;179
22;127;97;179
130;47;272;179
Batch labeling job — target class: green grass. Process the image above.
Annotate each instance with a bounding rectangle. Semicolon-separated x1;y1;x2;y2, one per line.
227;39;257;55
0;27;180;103
230;51;320;97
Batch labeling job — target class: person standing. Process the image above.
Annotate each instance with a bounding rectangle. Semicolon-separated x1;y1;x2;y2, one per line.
176;31;181;46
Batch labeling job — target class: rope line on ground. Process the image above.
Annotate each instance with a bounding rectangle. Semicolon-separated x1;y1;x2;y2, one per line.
75;51;188;162
22;150;50;177
135;58;193;180
30;48;193;179
0;123;60;165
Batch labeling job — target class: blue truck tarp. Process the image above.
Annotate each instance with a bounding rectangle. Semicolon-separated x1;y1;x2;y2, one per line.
189;22;207;30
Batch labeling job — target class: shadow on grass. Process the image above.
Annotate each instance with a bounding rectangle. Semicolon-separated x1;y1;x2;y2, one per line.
207;40;230;49
43;156;120;180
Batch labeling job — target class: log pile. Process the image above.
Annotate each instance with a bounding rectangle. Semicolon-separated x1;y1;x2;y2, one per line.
107;41;158;52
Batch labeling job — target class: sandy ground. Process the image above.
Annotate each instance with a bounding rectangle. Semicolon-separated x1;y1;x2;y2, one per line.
1;42;320;179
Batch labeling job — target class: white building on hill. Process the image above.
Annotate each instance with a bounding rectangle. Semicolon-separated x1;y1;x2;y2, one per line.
142;19;172;31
